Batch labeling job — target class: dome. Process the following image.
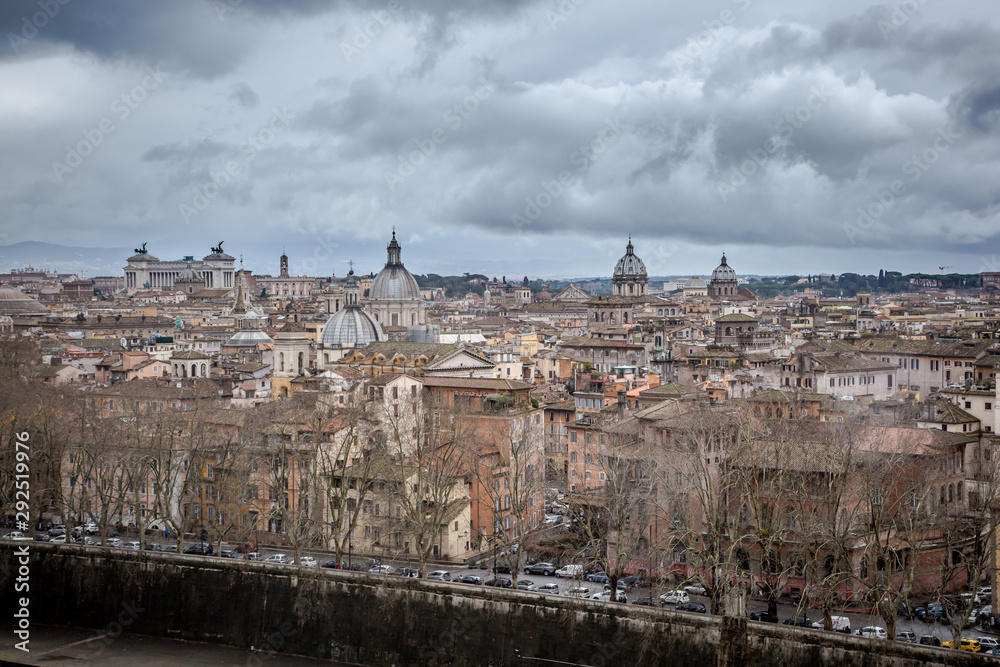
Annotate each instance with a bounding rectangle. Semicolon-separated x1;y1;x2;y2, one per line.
613;238;647;278
320;306;385;347
370;231;421;301
370;265;420;300
0;287;48;315
177;266;200;282
536;290;552;301
225;329;273;347
711;254;737;281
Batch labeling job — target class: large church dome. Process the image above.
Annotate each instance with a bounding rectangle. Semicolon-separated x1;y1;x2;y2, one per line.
320;307;385;347
370;231;420;300
0;287;48;315
614;237;647;278
711;254;737;281
321;271;385;347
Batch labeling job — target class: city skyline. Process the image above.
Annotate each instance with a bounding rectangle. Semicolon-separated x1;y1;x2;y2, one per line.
1;1;999;277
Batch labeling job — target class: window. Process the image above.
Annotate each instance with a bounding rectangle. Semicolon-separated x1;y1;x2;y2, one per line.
570;432;577;444
570;452;577;463
585;471;591;480
599;472;606;481
585;453;592;464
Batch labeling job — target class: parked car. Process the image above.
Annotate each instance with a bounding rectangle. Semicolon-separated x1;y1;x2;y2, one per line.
219;550;238;559
675;602;707;613
396;567;420;578
492;563;513;574
978;587;992;602
104;538;124;548
977;637;999;651
586;572;609;584
810;616;851;633
162;544;178;553
458;575;482;585
297;557;318;568
242;551;261;560
590;590;627;603
368;564;393;574
322;560;339;568
48;525;66;537
34;532;50;542
683;583;707;596
895;631;917;643
555;565;583;578
264;554;288;564
942;638;981;652
620;576;642;589
4;531;30;541
660;591;690;605
183;542;213;556
784;616;812;628
918;635;942;647
859;626;887;639
536;583;560;594
484;578;512;588
49;535;66;544
632;596;657;607
565;587;590;598
604;582;628;593
123;541;141;550
517;580;537;591
748;611;776;623
426;570;452;582
523;562;556;576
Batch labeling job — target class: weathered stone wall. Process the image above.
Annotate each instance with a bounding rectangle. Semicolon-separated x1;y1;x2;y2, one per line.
0;544;990;666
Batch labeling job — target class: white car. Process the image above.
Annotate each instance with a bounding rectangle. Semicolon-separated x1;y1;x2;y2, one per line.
683;583;707;595
49;535;66;543
590;590;627;603
124;541;141;550
978;636;1000;650
426;571;451;581
104;538;124;548
368;564;393;574
660;590;690;605
555;564;583;578
264;554;289;564
297;556;318;568
859;626;887;639
565;587;591;598
4;531;30;541
537;583;560;594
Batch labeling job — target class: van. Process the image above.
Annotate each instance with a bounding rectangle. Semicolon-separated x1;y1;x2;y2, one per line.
556;564;583;578
811;616;851;633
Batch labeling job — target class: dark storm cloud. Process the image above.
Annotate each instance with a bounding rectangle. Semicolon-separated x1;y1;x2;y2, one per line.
2;0;1000;276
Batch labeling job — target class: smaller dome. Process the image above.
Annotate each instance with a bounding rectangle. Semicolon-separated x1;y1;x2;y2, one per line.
711;254;737;281
0;287;48;315
320;307;385;348
225;329;273;347
177;267;200;282
613;238;647;278
536;291;552;301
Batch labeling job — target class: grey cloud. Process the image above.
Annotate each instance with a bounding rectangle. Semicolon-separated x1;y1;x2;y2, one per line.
229;82;260;108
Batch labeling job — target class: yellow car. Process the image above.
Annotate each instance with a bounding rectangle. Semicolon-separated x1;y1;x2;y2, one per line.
941;638;981;652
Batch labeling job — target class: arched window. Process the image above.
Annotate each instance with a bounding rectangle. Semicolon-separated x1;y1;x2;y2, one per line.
279;352;284;372
191;364;197;378
297;352;304;374
201;363;207;376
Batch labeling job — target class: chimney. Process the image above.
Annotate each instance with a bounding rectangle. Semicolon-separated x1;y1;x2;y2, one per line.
617;390;627;420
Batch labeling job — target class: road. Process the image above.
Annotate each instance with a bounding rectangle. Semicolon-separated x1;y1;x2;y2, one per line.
13;533;1000;651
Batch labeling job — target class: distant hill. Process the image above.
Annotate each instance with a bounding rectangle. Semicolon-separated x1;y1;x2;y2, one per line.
0;241;132;276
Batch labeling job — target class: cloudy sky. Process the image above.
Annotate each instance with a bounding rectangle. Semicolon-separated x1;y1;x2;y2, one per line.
1;0;998;280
